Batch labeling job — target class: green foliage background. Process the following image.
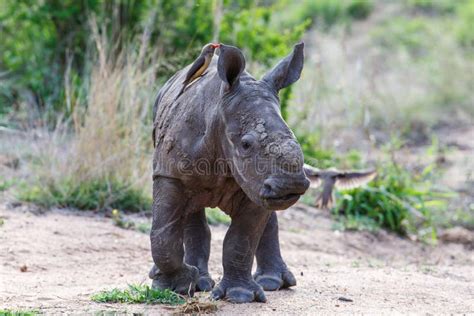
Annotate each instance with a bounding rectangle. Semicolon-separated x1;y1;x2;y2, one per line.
0;0;386;122
1;0;473;238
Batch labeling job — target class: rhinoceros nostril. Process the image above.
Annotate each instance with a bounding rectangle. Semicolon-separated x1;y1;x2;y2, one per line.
262;181;274;197
260;179;280;199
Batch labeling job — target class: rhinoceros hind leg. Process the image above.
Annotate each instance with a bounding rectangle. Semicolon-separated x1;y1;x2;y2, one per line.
184;208;215;292
254;211;297;291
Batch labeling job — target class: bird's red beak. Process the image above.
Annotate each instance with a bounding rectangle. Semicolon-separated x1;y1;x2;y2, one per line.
211;43;220;48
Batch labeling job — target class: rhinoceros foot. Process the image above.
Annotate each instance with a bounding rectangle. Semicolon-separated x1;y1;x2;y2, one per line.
151;263;199;296
253;268;296;291
211;277;266;303
196;272;215;292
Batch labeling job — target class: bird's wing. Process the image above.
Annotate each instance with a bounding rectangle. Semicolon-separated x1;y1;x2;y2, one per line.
184;56;206;84
303;164;322;188
334;170;377;190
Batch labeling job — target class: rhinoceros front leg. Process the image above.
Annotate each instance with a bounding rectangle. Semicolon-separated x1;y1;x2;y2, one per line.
149;177;199;296
254;211;297;291
184;208;215;292
212;198;271;303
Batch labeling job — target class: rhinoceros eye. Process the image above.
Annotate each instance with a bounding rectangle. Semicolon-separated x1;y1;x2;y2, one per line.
241;134;256;152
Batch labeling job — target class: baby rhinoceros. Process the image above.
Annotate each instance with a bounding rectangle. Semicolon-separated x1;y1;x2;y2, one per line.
150;43;310;303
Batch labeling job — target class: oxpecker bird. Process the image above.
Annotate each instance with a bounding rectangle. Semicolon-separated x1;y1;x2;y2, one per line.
304;165;377;209
175;43;220;100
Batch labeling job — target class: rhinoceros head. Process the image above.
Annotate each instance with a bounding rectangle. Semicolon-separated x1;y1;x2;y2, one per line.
216;43;310;210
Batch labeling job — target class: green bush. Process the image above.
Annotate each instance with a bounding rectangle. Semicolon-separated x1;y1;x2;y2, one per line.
91;284;184;305
335;160;450;242
220;3;308;65
18;178;151;212
0;0;310;121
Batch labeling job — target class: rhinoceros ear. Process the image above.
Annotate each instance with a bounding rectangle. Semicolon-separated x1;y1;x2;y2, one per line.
217;44;246;90
262;42;304;91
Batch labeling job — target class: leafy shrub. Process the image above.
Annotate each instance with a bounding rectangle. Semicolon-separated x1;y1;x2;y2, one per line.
219;3;309;67
0;0;310;121
91;284;184;305
0;0;145;114
335;159;450;242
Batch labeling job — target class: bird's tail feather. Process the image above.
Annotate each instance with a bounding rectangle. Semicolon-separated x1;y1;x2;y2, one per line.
174;85;186;101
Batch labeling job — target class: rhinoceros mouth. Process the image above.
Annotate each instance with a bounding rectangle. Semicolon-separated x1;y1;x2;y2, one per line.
263;193;301;210
267;193;300;201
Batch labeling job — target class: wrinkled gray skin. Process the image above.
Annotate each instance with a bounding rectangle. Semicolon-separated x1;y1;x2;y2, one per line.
150;43;310;303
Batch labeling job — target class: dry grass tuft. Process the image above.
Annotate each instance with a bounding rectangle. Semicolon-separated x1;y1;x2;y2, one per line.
172;297;219;314
17;18;157;212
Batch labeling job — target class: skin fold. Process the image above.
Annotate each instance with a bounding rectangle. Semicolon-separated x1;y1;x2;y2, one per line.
150;43;308;303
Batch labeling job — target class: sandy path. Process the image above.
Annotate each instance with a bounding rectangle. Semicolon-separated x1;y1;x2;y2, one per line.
1;203;472;314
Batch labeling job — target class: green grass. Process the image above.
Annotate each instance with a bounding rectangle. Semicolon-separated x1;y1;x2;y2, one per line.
0;310;37;316
17;178;151;213
91;284;185;305
205;208;231;226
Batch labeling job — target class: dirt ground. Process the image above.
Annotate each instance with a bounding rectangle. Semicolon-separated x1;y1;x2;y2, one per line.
1;201;473;315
